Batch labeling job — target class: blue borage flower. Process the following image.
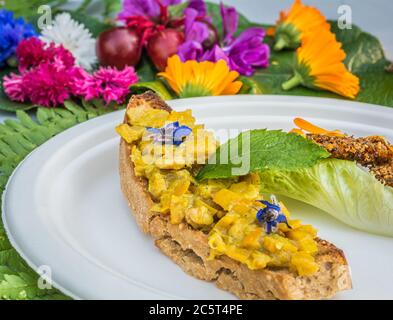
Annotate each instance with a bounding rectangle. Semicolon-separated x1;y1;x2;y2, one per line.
0;9;37;66
256;196;291;234
146;122;192;146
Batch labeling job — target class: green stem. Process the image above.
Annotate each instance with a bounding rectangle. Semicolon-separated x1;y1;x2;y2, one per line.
274;36;288;51
282;73;303;91
179;83;212;98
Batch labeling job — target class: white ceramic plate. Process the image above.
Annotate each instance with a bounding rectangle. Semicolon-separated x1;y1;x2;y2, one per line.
3;95;393;300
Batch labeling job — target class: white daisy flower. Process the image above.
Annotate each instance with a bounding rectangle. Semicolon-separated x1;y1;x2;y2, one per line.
41;13;97;70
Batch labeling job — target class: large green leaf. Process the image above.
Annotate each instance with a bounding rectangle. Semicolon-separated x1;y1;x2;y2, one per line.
68;11;114;38
101;0;122;20
168;2;188;18
2;0;62;21
135;55;157;82
254;21;393;107
3;0;114;34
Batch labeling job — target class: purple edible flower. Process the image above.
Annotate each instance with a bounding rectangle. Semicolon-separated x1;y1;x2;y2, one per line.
146;122;192;146
118;0;181;21
177;1;270;76
200;44;229;63
183;8;209;43
223;27;270;76
187;0;208;17
177;7;210;61
220;2;238;45
204;3;269;75
256;198;291;234
178;40;204;61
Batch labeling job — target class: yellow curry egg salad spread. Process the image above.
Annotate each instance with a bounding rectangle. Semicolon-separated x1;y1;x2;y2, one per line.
116;105;319;276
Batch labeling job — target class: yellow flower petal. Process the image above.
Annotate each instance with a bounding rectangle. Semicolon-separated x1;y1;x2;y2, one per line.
158;55;243;98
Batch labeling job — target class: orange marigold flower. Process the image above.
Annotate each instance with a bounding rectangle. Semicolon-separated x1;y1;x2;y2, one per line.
282;30;360;99
266;27;275;37
274;0;330;51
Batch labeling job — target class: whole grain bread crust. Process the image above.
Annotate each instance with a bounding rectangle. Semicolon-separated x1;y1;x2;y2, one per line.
119;92;352;300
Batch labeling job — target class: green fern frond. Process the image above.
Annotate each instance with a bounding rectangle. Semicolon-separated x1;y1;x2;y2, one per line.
0;99;123;300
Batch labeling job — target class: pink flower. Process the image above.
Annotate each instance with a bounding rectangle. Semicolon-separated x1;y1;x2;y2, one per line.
3;73;26;102
3;38;139;108
16;37;75;73
4;57;84;107
76;66;139;105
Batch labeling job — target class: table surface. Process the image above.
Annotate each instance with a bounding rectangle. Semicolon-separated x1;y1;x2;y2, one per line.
1;0;392;122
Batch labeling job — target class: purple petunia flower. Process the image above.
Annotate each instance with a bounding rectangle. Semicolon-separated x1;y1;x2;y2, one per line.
183;8;209;43
204;3;269;75
223;27;270;76
177;7;210;61
0;9;37;67
187;0;208;17
178;40;204;61
200;44;228;63
118;0;181;21
177;2;269;76
220;2;238;45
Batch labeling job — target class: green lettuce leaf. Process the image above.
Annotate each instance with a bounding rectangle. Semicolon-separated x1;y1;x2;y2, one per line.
259;159;393;237
197;130;330;180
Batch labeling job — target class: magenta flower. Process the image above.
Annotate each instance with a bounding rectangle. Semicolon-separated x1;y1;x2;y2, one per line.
118;0;181;21
2;73;26;102
16;37;75;73
3;33;139;108
23;62;82;107
4;57;84;107
76;66;138;105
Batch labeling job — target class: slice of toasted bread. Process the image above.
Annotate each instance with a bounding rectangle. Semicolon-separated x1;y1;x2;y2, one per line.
119;92;352;299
